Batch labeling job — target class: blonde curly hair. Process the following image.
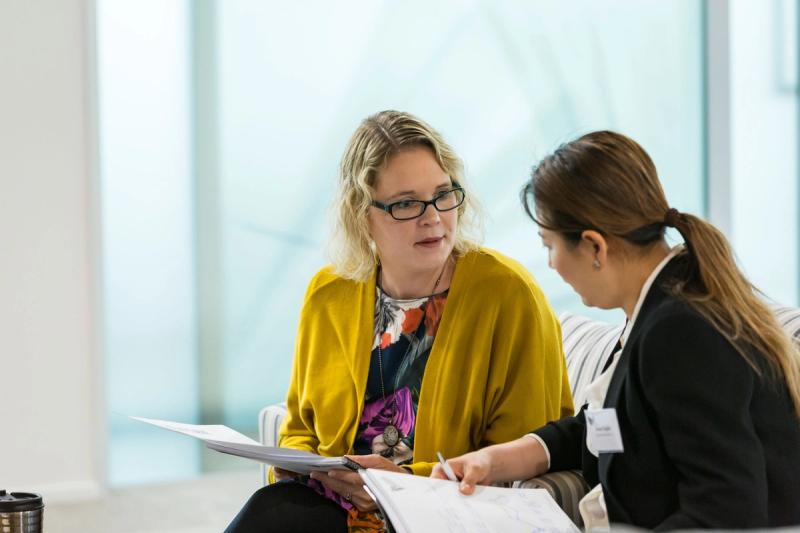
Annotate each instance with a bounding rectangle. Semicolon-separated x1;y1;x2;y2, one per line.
328;110;483;281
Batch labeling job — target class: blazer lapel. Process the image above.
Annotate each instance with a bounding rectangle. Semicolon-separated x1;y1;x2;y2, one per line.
597;255;683;484
598;342;630;483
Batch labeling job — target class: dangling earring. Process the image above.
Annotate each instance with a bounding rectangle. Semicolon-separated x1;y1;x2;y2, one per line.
592;259;601;270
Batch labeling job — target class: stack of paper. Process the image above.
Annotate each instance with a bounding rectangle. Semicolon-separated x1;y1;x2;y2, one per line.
131;416;358;474
205;440;360;474
360;469;580;533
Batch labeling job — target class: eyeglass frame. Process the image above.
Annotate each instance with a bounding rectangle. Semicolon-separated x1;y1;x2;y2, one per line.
370;183;466;221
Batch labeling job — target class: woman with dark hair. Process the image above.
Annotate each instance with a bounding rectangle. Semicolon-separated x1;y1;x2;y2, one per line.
432;130;800;530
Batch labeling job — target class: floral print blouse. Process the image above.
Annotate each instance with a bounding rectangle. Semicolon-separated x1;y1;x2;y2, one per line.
307;285;448;532
354;286;448;460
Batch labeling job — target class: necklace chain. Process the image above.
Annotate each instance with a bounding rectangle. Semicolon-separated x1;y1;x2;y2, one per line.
376;257;450;401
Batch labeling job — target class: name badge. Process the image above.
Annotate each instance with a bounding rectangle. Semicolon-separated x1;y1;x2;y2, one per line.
585;408;624;454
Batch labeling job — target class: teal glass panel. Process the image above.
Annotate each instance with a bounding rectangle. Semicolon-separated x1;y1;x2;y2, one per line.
97;0;200;485
214;0;704;431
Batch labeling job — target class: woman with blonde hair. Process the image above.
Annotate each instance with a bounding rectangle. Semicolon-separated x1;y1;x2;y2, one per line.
433;130;800;530
225;110;573;532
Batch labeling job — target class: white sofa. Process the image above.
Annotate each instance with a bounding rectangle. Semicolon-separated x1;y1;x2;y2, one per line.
258;307;800;526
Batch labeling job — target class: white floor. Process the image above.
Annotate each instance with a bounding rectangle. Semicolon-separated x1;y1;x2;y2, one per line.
44;470;261;533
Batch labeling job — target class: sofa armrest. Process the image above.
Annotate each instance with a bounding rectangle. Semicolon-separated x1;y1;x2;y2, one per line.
514;470;590;527
258;402;288;485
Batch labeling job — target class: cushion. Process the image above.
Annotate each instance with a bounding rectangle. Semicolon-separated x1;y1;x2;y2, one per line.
514;470;590;528
560;312;623;408
774;306;800;340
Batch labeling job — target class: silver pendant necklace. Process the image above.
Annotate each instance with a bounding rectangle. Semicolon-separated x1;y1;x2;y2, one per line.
376;257;451;454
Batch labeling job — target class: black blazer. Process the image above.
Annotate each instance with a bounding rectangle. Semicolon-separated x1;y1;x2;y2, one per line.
534;256;800;530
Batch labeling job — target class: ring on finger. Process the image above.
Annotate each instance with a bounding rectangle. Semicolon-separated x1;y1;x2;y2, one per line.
345;491;352;501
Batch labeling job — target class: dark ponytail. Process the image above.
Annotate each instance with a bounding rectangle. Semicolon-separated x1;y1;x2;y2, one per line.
522;130;800;417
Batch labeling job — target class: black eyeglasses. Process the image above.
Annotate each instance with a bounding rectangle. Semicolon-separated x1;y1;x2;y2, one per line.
371;186;466;221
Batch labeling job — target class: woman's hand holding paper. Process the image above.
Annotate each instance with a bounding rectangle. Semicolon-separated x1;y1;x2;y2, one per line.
310;454;407;512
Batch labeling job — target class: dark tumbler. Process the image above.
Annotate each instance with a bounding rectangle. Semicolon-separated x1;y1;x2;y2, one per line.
0;490;43;533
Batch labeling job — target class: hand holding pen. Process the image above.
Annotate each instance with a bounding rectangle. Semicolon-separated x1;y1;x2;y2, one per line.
436;451;459;482
432;450;494;495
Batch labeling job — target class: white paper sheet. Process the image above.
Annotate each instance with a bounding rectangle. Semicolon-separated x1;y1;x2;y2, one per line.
130;416;260;445
360;469;580;533
131;416;357;474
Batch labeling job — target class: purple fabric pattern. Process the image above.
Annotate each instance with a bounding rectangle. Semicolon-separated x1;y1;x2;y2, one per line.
359;386;415;445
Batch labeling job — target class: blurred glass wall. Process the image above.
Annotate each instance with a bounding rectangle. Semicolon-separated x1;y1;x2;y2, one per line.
97;0;199;486
730;0;798;305
97;0;799;486
210;0;703;439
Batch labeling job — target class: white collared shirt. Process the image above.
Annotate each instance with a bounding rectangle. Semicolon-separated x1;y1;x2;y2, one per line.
526;245;684;530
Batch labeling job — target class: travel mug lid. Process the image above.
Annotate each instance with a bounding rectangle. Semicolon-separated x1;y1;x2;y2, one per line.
0;490;44;512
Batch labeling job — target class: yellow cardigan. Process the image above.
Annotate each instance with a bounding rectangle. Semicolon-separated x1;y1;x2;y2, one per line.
279;247;573;477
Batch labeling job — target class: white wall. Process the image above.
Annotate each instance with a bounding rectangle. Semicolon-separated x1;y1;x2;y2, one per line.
0;0;103;502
